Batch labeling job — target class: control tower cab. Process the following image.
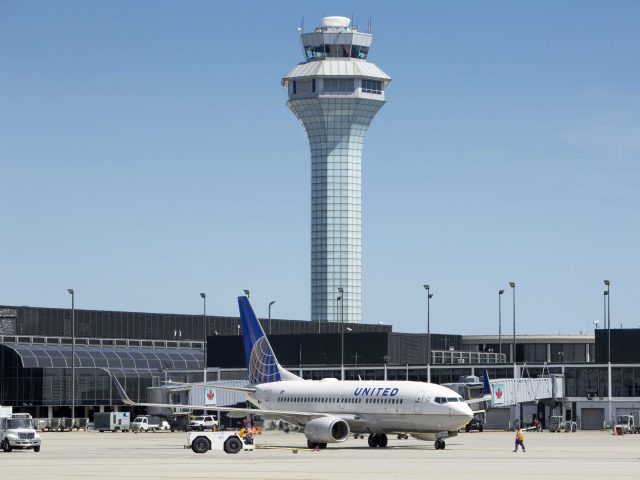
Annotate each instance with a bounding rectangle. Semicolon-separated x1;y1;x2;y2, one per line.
282;17;391;323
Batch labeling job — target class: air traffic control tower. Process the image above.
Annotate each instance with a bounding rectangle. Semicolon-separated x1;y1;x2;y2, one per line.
282;16;390;323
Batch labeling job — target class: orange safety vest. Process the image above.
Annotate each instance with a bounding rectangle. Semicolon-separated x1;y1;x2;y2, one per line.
516;430;525;441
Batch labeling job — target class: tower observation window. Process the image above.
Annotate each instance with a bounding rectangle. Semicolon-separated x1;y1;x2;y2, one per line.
304;45;368;60
323;78;355;94
362;79;382;94
351;45;369;59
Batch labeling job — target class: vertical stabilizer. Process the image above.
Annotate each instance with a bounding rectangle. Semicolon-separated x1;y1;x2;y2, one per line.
238;296;301;384
483;369;492;397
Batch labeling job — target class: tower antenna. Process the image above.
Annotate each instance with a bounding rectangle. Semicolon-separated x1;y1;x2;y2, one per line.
368;17;372;34
300;16;304;33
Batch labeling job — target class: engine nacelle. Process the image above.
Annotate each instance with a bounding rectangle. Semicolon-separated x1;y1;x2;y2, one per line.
303;417;350;443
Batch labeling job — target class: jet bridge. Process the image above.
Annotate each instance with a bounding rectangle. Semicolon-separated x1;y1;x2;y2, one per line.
489;375;563;407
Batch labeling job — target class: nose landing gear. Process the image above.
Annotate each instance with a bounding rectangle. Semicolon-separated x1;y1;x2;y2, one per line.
367;433;388;448
434;438;446;450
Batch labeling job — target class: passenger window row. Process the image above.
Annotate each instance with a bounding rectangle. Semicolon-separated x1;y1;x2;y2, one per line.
278;397;360;403
365;398;403;405
276;396;403;404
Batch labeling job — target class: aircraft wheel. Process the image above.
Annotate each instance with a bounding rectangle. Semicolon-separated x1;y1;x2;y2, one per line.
434;439;445;450
378;434;388;448
367;434;379;448
307;439;316;449
318;443;327;449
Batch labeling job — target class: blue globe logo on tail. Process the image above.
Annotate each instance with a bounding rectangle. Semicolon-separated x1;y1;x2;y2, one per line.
248;336;281;384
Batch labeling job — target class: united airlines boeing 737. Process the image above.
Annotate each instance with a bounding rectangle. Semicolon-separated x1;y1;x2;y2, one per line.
115;296;490;450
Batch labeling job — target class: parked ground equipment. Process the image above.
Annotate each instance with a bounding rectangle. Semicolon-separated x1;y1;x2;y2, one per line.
188;415;218;431
131;415;167;432
614;414;639;434
549;416;577;432
94;412;130;432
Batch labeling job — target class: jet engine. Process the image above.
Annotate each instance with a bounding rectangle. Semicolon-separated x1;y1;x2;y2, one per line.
303;417;350;443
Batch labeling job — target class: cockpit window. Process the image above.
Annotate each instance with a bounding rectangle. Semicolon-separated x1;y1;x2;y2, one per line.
434;397;446;404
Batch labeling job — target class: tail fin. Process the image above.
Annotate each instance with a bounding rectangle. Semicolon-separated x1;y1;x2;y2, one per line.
482;369;492;397
238;296;301;384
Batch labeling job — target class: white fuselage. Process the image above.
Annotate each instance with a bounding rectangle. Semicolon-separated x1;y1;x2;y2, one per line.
249;378;473;435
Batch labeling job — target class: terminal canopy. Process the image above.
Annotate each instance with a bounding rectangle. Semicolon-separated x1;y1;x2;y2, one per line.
5;343;202;370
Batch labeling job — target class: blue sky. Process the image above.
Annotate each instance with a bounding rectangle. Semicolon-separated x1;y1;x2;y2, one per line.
1;1;639;335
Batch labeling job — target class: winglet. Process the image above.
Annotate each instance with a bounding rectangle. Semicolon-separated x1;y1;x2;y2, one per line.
482;369;492;397
111;374;136;406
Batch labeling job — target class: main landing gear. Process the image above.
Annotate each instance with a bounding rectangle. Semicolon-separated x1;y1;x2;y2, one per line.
307;440;327;449
367;433;388;448
434;438;446;450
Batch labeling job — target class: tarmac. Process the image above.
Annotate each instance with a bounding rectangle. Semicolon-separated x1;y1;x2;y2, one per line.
1;429;638;479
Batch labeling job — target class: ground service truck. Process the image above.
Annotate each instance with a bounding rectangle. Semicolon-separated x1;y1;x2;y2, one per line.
0;413;41;452
94;412;130;432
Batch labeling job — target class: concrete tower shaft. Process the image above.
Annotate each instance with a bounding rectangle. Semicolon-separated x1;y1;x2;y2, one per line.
283;16;390;323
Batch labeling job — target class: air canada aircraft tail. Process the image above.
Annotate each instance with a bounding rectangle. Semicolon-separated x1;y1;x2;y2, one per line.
238;296;301;385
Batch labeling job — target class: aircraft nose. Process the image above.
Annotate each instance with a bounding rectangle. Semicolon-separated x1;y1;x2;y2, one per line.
458;402;474;421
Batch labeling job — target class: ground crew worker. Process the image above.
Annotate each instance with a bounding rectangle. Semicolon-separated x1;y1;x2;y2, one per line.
239;427;246;439
244;429;253;445
513;427;526;452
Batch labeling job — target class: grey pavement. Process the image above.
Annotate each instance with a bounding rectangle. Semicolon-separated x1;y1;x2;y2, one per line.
0;429;637;479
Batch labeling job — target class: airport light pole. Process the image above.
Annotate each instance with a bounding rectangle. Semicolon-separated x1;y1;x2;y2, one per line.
423;285;433;383
268;301;276;335
498;289;505;360
67;289;75;426
509;282;516;379
243;289;250;299
604;280;611;424
200;293;207;382
338;287;344;381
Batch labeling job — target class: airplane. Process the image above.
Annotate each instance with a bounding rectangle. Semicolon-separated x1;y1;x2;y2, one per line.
114;295;491;450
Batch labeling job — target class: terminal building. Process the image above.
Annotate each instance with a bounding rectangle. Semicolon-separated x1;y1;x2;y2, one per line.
2;304;640;430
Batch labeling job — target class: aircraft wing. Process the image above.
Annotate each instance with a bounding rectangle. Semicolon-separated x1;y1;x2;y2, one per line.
163;381;257;395
112;374;327;425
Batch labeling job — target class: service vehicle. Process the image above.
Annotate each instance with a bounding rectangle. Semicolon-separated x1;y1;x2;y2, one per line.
464;414;484;432
549;416;577;432
615;414;639;434
186;430;254;454
94;412;130;432
168;414;190;432
188;415;218;431
0;413;41;452
131;415;166;432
